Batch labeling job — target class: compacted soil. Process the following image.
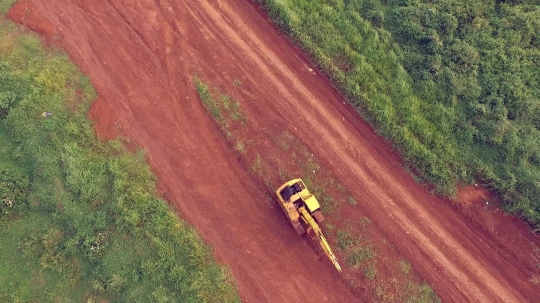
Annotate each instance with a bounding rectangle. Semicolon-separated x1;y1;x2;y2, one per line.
8;0;540;302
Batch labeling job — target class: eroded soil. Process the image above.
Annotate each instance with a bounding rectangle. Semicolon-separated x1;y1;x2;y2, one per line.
8;0;540;302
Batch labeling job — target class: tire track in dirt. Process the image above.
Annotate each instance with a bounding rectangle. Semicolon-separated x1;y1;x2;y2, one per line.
8;1;356;302
8;0;540;302
191;1;524;301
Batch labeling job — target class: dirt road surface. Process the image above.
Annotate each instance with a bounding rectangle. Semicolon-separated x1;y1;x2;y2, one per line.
9;0;540;302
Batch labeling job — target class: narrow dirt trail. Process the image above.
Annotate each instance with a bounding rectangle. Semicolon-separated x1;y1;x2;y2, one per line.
8;0;540;302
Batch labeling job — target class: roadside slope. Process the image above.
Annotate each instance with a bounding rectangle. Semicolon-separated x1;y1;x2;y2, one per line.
9;0;540;301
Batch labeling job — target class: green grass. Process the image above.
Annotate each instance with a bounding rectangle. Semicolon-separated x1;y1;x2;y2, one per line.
336;229;356;251
0;18;239;302
401;260;412;275
257;0;540;227
234;140;246;154
364;265;378;280
0;213;82;302
406;282;441;303
196;79;223;121
195;77;247;132
0;0;16;14
347;246;377;267
250;154;268;177
336;229;376;267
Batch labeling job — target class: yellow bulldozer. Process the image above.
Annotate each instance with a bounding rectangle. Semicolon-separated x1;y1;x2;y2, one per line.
276;179;341;272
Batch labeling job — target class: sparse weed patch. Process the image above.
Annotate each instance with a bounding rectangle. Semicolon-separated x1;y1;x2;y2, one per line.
234;140;246;154
347;246;377;267
335;226;376;268
401;260;412;275
406;282;441;303
324;223;335;234
337;230;356;251
250;154;268;178
274;131;294;151
375;285;389;302
195;78;247;136
196;79;223;121
359;216;371;227
364;264;378;280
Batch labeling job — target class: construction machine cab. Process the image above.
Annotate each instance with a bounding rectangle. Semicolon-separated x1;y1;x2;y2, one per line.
279;180;304;201
277;179;323;219
275;179;341;271
279;180;311;210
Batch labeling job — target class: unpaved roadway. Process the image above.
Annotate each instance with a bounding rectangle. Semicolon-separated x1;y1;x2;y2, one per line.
9;0;540;302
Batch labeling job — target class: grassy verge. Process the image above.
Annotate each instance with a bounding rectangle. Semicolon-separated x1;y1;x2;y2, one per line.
0;18;238;302
195;78;439;302
256;0;540;228
0;0;16;14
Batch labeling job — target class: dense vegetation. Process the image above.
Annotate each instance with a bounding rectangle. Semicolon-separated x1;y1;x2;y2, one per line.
257;0;540;227
0;18;238;302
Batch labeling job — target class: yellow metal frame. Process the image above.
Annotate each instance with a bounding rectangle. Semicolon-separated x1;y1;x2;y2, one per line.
276;179;342;272
299;207;341;272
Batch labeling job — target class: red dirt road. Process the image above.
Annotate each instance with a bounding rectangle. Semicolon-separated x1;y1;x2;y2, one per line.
9;0;540;302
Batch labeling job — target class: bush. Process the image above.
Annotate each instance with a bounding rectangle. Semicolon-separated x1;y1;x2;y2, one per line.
0;168;29;220
259;0;540;226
